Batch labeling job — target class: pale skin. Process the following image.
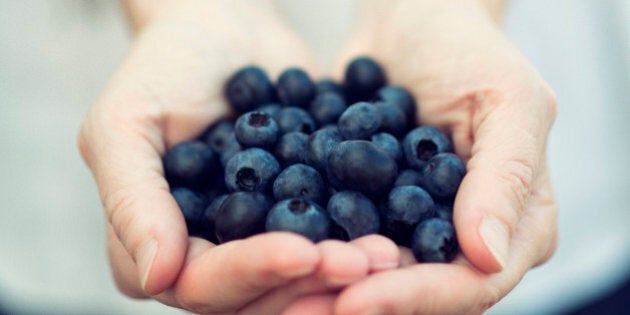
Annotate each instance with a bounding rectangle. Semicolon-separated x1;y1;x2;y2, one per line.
79;0;558;314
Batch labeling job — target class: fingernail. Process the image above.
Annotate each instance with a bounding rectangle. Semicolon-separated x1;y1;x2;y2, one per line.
479;216;509;269
135;238;158;291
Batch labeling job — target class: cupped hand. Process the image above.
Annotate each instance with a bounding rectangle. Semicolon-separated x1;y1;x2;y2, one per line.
79;1;401;313
285;0;558;314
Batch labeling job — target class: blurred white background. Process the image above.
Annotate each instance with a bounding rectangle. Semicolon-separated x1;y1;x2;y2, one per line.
0;1;628;314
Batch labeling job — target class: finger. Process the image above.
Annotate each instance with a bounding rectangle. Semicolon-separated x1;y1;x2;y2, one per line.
282;294;336;315
106;225;148;299
349;234;400;272
79;107;191;295
171;232;321;314
454;85;557;273
238;239;370;315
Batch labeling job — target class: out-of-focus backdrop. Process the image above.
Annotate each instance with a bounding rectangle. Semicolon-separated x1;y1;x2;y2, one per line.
0;1;628;314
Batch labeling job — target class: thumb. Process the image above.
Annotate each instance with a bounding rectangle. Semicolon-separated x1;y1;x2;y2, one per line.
454;86;557;273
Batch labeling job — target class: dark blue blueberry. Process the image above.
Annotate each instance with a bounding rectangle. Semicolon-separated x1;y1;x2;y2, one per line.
201;120;234;155
171;187;210;236
204;168;228;199
394;169;424;187
219;133;242;168
327;191;380;240
411;218;458;263
374;101;407;138
382;186;435;246
257;103;282;117
201;194;229;243
273;107;316;134
234;111;279;149
273;164;326;205
224;148;280;193
327;140;397;198
266;198;331;242
316;78;344;96
277;68;316;108
214;192;273;243
337;102;382;140
306;127;343;173
163;141;218;189
344;56;387;103
225;66;275;113
434;203;454;223
308;92;347;126
375;85;416;125
274;131;309;167
403;126;453;171
421;153;466;200
371;132;402;164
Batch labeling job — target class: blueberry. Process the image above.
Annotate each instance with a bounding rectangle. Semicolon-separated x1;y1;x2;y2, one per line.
219;133;242;168
163;141;218;189
257;103;282;117
266;198;330;242
277;68;316;108
316;78;344;96
214;191;273;243
375;86;416;125
434;203;454;222
394;169;424;187
327;191;380;240
225;66;275;113
421;153;466;200
371;132;402;164
403;126;453;170
273;164;326;205
171;187;210;236
411;218;458;263
234;111;279;149
344;56;386;103
337;102;382;140
306;127;343;173
374;101;407;138
381;186;435;245
274;131;309;167
273;107;316;134
201;120;234;155
327;140;397;198
224;148;280;193
204;168;228;199
309;92;347;126
202;193;229;243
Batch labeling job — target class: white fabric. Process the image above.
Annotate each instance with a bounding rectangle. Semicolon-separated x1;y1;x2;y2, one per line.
0;0;627;314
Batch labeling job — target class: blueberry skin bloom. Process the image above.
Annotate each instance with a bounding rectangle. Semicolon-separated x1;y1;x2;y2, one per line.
163;141;218;189
274;131;309;167
394;169;424;188
214;192;273;243
337;102;382;140
171;187;210;236
273;164;326;205
374;101;407;138
403;126;454;171
371;132;403;164
411;217;458;263
225;66;275;113
306;127;344;173
344;56;387;103
327;191;380;240
375;85;416;125
234;111;279;149
327;140;398;198
224;148;280;193
421;153;466;200
309;92;347;126
382;186;435;246
266;198;331;242
277;68;316;108
219;133;242;168
201;120;234;155
274;107;317;135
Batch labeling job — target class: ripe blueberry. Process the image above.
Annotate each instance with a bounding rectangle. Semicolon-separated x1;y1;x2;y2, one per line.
374;101;407;138
234;111;279;149
309;92;347;126
273;164;326;205
277;68;316;108
273;107;316;134
225;66;275;113
403;126;453;170
306;127;343;173
201;120;234;155
327;191;380;240
411;217;458;263
171;187;210;236
219;133;243;168
344;56;386;103
371;132;403;164
266;198;331;242
421;153;466;200
274;131;309;167
215;191;273;243
337;102;382;140
163;141;218;189
224;148;280;193
394;169;424;187
375;85;416;125
202;193;229;243
382;186;435;245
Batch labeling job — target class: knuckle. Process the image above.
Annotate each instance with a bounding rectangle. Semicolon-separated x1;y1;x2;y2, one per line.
104;188;144;254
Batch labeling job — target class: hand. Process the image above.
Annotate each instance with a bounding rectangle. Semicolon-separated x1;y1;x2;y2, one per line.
79;1;401;313
284;0;558;313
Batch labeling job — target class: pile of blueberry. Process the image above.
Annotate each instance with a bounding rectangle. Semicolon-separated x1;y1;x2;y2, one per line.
164;57;464;263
